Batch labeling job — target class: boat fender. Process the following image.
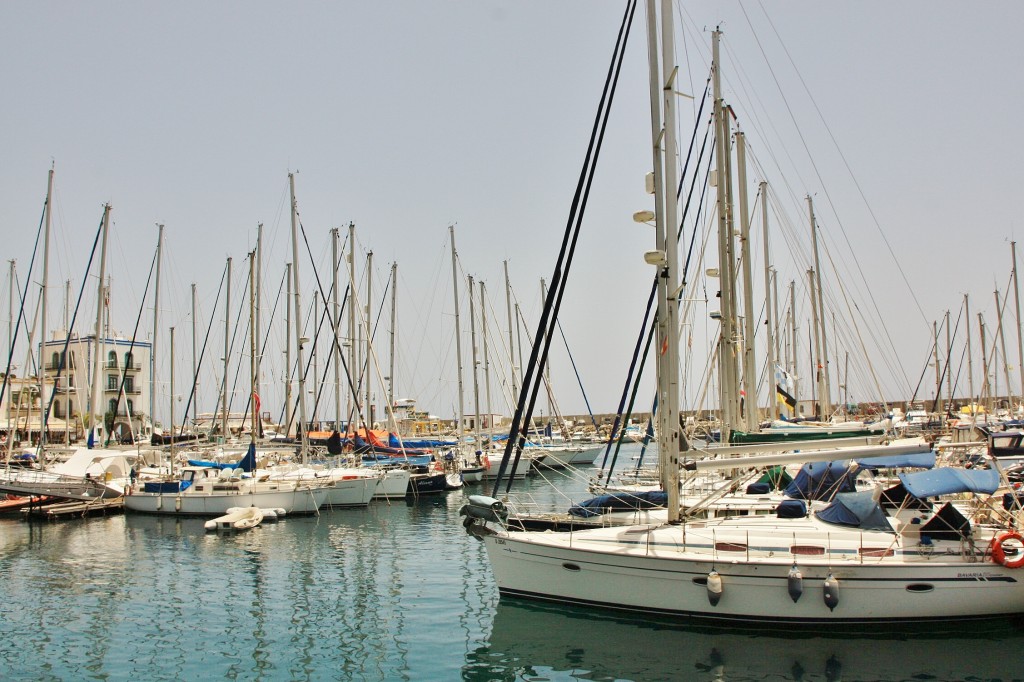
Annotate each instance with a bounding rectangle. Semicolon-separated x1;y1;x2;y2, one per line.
706;571;723;606
787;564;803;603
989;530;1024;568
175;496;181;512
823;573;839;611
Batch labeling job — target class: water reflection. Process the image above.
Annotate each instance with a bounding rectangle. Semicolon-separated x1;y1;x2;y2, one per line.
466;599;1024;682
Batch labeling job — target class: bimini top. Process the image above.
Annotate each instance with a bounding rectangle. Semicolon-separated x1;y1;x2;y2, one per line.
853;450;935;471
815;490;892;532
898;467;1000;498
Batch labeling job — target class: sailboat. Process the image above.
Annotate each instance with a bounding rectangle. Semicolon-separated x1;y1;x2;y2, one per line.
461;3;1024;625
124;244;331;516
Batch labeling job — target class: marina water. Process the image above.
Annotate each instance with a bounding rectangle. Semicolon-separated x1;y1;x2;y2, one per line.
2;450;1024;681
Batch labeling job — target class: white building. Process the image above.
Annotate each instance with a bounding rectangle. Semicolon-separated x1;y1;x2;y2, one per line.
41;333;152;444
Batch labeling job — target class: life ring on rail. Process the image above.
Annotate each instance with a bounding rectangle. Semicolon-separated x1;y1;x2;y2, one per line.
990;530;1024;568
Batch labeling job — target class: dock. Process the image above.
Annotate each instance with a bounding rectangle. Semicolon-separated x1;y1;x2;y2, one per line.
21;497;125;520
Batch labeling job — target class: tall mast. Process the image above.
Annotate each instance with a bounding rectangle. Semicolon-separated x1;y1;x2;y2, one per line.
221;256;231;440
190;282;198;427
63;282;68;445
365;250;373;425
933;320;941;413
255;223;263;430
347;223;356;425
807;268;824;419
89;204;110;446
7;260;13;368
789;279;798;411
449;226;466;450
249;250;257;442
284;262;292;435
965;294;975;413
649;0;682;519
1014;241;1024;412
288;173;309;462
945;310;952;412
169;326;175;475
503;260;517;397
480;279;493;445
389;262;397;410
807;196;831;417
312;291;319;425
996;288;1011;410
38;168;53;451
150;224;163;441
712;28;738;438
468;274;482;453
331;227;342;428
515;302;524;398
540;278;551;421
735;132;757;431
978;313;989;412
760;182;776;421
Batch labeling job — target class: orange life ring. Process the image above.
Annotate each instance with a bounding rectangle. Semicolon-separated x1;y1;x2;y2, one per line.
990;530;1024;568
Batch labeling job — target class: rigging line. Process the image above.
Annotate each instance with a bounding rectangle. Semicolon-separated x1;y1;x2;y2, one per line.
752;1;930;331
495;0;637;495
600;279;657;472
741;5;931;383
600;77;710;473
817;225;912;397
101;248;158;446
604;313;658;486
178;261;227;438
0;202;47;409
221;268;254;433
930;313;957;414
295;221;370;432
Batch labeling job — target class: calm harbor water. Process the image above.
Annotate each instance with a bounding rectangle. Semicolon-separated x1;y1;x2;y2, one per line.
2;453;1024;681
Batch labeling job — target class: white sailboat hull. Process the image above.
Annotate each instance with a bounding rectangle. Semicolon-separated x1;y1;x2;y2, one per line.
528;445;602;469
123;485;328;516
321;476;376;508
483;455;532;480
373;468;411;499
482;523;1024;623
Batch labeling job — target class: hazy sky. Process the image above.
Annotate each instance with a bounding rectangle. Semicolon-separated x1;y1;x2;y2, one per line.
3;1;1023;427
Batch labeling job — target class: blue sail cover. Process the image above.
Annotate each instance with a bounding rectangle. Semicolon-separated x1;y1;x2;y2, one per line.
569;491;668;518
387;434;455;449
187;444;256;472
815;490;893;532
784;460;857;501
898;468;1000;498
855;451;935;470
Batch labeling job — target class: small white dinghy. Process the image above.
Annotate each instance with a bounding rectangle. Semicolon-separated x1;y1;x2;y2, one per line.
226;506;286;522
205;506;265;531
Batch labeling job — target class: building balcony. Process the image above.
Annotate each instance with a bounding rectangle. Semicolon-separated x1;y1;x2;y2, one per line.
44;362;76;371
104;387;141;395
105;362;140;372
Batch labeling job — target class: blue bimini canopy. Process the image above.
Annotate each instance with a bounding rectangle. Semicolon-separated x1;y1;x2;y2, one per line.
784;460;858;501
898;467;1000;498
855;451;936;471
815;490;893;532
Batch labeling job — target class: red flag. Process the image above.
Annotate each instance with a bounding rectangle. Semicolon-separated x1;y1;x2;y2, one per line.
253;392;261;415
